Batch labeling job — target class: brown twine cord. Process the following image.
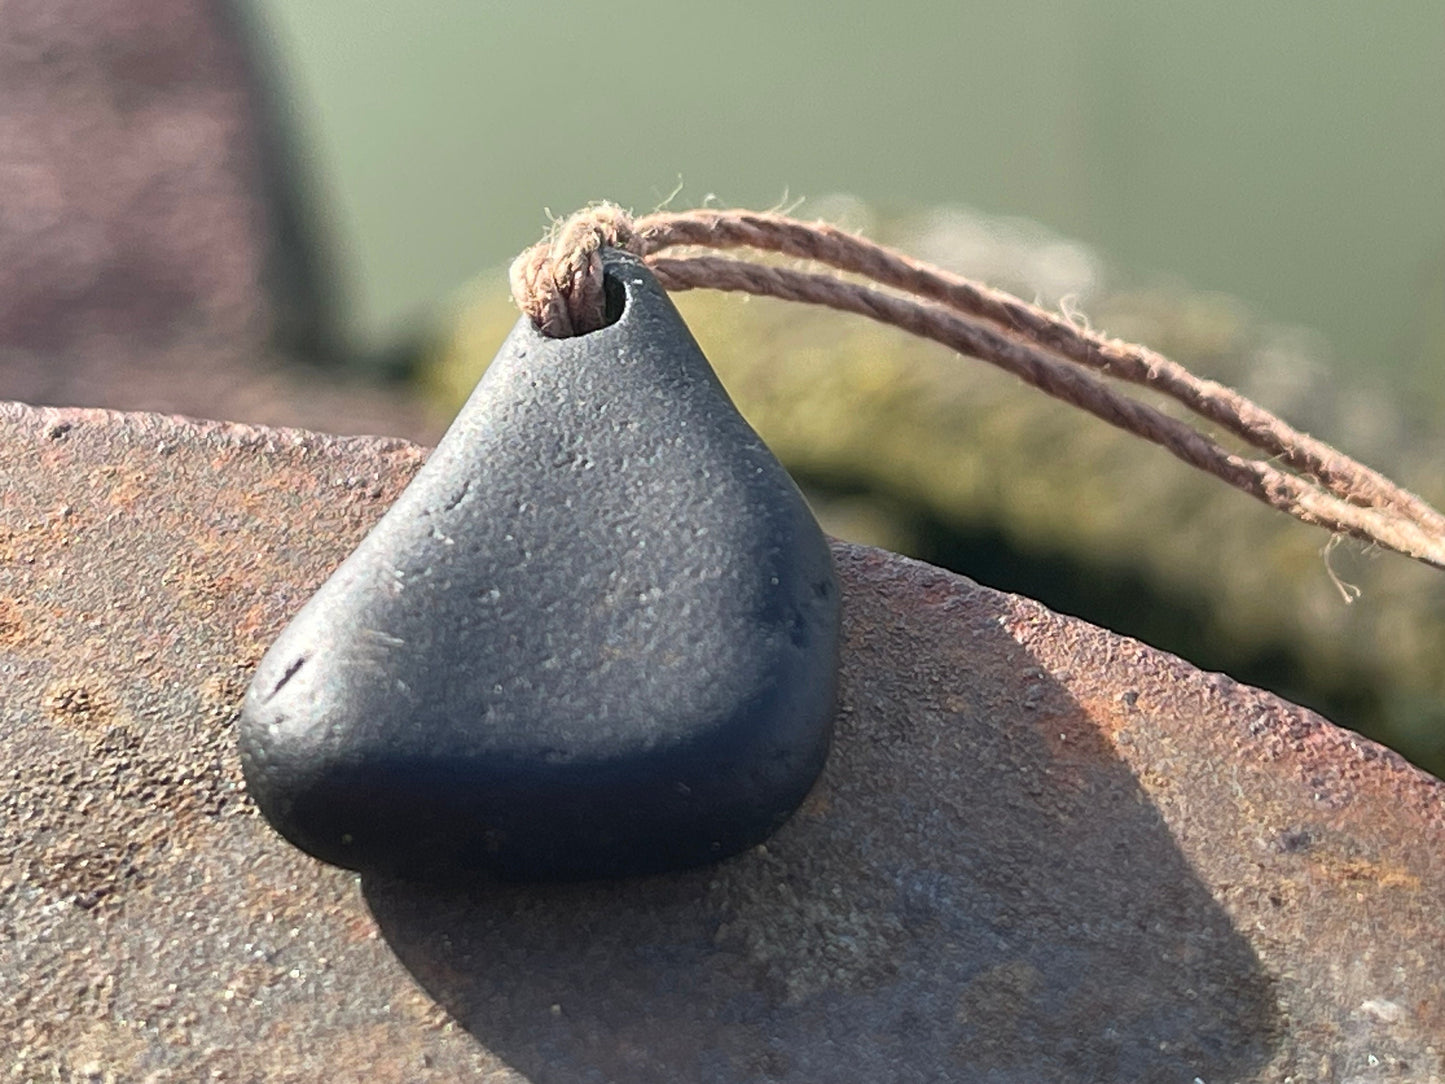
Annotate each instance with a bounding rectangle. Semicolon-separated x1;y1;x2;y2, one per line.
510;205;641;337
510;204;1445;570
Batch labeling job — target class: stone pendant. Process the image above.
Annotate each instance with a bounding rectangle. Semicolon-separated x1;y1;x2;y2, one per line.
238;251;840;882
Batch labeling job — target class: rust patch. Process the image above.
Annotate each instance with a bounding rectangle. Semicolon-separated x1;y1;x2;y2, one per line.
199;670;248;711
99;466;153;511
235;600;284;660
42;678;120;732
1307;853;1422;892
0;597;26;649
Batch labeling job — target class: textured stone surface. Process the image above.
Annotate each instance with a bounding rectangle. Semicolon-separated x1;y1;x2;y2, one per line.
2;399;1443;1082
243;255;840;881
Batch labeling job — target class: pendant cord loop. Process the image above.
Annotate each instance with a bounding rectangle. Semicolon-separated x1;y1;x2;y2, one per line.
509;203;643;337
509;204;1445;570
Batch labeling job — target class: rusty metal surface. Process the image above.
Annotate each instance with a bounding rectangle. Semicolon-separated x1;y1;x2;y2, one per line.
1;399;1442;1083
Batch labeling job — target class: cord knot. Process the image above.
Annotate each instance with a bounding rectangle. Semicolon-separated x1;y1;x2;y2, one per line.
509;203;643;337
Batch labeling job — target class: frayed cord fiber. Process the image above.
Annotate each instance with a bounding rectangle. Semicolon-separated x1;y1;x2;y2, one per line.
509;203;642;337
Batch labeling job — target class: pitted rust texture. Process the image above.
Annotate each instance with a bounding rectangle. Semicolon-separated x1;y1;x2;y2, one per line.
2;399;1442;1082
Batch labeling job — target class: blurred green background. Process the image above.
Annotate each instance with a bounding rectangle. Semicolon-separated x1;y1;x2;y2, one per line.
251;0;1445;395
242;1;1445;777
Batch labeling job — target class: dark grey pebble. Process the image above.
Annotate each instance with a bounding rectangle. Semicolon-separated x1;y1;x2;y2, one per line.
238;251;840;882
